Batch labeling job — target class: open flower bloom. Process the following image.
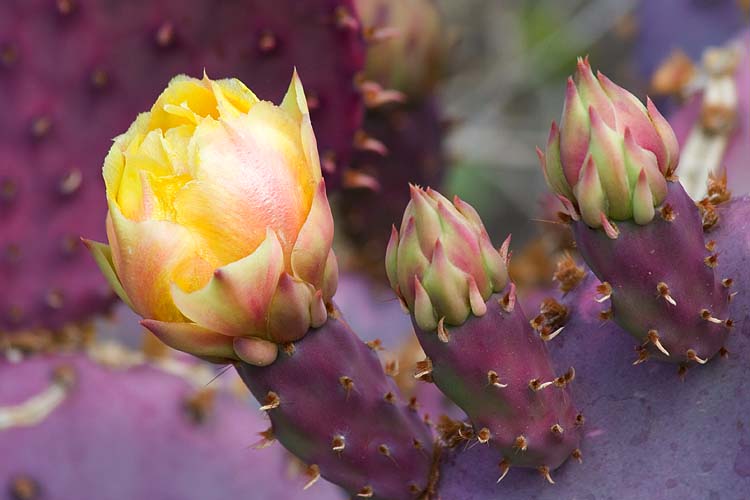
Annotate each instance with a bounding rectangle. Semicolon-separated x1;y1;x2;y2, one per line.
84;72;338;365
385;186;508;331
540;57;680;230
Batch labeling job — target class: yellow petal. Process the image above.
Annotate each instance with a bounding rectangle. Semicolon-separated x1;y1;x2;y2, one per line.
103;113;150;198
162;125;193;175
208;76;259;119
170;229;285;338
281;70;322;182
148;75;218;130
106;202;210;322
280;69;310;122
210;75;259;114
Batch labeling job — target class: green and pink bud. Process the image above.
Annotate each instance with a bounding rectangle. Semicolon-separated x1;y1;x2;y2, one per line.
385;185;508;331
388;187;582;479
543;59;732;367
540;57;680;230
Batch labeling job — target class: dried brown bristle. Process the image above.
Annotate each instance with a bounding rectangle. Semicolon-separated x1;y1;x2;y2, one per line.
553;253;586;292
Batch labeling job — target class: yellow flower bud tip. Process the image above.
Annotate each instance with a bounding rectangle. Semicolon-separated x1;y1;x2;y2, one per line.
95;71;338;358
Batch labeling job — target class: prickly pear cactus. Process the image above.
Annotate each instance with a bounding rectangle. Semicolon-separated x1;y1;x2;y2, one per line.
0;347;346;500
386;186;582;481
236;308;438;500
436;189;750;497
0;0;366;335
540;59;731;365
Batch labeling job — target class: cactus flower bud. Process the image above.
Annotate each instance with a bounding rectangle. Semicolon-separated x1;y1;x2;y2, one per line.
385;185;508;330
84;72;338;365
540;57;680;228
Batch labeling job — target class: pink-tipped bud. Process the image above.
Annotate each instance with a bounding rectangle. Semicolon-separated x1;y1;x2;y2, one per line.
386;186;508;330
541;60;680;229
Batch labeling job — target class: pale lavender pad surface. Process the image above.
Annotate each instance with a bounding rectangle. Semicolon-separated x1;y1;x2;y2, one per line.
0;353;345;500
437;196;750;499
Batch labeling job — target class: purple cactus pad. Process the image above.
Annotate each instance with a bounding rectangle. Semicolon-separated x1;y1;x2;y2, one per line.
573;181;730;364
236;308;437;500
436;194;750;498
412;288;582;475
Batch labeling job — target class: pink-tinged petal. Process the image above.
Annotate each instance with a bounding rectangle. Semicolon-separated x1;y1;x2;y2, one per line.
396;216;430;308
266;273;314;343
436;200;488;291
106;203;207;322
176;104;314;264
452;195;484;230
291;180;334;287
556;195;580;221
574;154;607;228
633;169;656;225
171;229;284;338
560;77;591;186
597;71;667;168
623;128;668;204
413;276;438;331
542;122;575;199
575;56;616;128
587;106;632;219
424;186;453;206
321;249;338;302
385;225;400;291
310;290;328;328
233;337;279;367
467;276;488;317
408;184;441;258
81;239;135;310
141;319;236;361
422;239;470;325
647;97;681;175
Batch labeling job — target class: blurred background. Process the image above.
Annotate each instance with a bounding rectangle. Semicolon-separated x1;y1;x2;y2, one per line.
438;0;747;251
1;1;747;498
